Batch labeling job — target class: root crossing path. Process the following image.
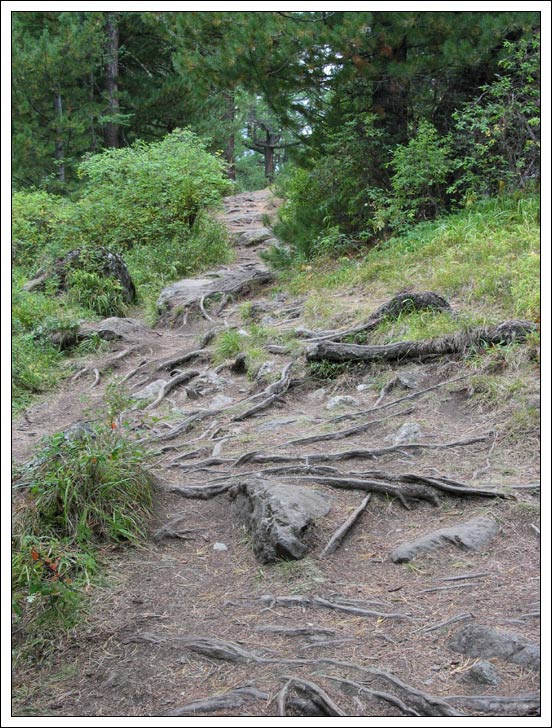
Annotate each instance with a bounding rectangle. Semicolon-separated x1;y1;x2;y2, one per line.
12;189;540;718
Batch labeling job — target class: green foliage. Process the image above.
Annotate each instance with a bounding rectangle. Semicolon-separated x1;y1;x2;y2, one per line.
308;360;352;382
11;191;71;269
66;270;128;318
75;129;232;251
377;122;453;231
12;335;63;406
286;192;539;323
450;36;540;199
213;329;243;363
19;425;154;544
12;422;153;648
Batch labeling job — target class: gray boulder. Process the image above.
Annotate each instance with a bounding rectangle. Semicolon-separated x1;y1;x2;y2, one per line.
235;227;273;247
157;264;272;319
462;660;501;686
326;395;359;410
390;516;499;563
23;246;136;303
79;317;150;342
132;379;167;401
229;479;332;563
449;624;540;671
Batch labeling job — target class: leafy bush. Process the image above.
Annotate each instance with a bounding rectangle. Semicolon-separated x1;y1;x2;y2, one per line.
450;36;540;200
11;190;71;269
376;122;453;231
75;128;232;251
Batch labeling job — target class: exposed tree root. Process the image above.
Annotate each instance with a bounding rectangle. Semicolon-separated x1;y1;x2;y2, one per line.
165;686;269;716
144;369;201;410
89;368;101;389
258;595;416;621
275;407;415;449
277;676;346;716
420;612;473;633
296;291;453;343
322;674;421;716
171;635;463;717
445;693;540;716
328;372;475;424
155;348;211;372
287;472;514;505
229;434;490;470
255;625;337;637
306;320;535;364
153;514;206;542
319;494;372;558
167;482;233;499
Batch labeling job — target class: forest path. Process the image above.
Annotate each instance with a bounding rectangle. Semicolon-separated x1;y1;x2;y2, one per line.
12;189;540;718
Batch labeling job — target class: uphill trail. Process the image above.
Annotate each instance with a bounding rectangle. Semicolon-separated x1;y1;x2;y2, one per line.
12;189;540;718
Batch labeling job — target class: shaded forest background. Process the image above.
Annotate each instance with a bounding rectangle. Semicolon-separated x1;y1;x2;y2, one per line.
12;11;540;239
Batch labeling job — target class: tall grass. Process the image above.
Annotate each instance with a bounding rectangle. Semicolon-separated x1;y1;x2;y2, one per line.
286;193;540;323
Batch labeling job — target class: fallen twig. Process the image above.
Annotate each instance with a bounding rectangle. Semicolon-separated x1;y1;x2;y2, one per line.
319;494;372;558
421;612;473;633
441;572;490;582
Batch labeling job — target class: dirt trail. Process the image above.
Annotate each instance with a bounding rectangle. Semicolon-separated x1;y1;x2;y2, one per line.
12;189;540;717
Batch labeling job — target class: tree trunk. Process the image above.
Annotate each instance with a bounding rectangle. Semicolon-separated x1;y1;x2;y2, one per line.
264;143;275;182
372;33;410;145
223;92;236;180
53;92;65;183
103;12;120;148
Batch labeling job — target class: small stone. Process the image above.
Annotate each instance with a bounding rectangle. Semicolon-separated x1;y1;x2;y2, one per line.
132;379;167;400
307;388;326;401
255;360;275;380
463;660;501;686
209;394;233;409
397;372;420;389
356;384;370;392
325;395;359;410
390;421;423;445
237;328;250;337
258;417;298;432
213;542;228;552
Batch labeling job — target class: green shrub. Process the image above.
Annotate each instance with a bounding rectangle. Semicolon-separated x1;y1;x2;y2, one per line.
66;269;128;317
12;422;153;645
450;36;540;200
17;424;154;545
75;128;232;251
11;190;70;269
377;121;453;231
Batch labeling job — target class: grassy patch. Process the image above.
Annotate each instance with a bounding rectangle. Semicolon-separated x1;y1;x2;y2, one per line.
284;193;539;323
12;420;153;661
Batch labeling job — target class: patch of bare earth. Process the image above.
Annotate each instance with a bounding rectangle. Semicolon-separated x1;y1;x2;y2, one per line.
12;189;540;717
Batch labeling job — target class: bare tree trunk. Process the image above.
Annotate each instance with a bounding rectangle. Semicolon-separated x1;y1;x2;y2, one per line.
103;12;120;148
53;92;65;183
264;143;275;182
223;92;236;180
89;71;98;152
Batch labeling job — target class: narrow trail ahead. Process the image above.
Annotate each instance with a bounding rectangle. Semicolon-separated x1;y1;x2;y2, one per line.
12;190;540;718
